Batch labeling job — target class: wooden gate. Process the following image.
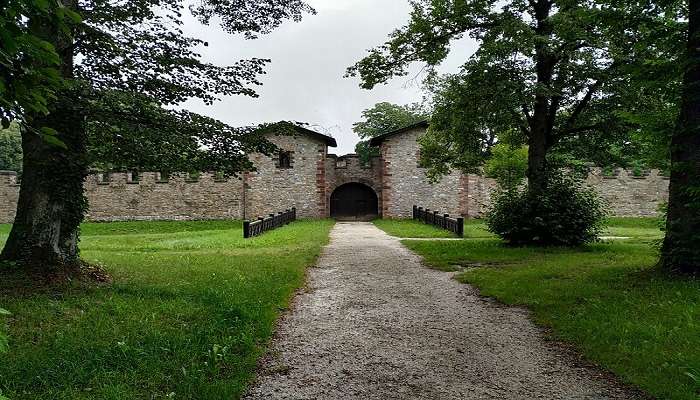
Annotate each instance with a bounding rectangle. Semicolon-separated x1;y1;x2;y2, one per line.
330;183;378;220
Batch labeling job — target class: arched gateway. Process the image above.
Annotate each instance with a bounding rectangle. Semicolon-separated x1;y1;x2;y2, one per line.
330;183;378;221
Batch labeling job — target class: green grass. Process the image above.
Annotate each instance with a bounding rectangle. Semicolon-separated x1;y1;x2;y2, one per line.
604;217;665;240
373;218;494;238
0;219;334;399
403;236;700;400
374;217;664;241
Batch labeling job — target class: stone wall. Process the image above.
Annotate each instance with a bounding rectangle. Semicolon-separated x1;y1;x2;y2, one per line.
463;174;498;218
379;127;466;218
0;171;19;223
446;169;669;219
245;133;327;219
0;129;672;224
586;168;669;217
86;172;244;221
324;154;383;215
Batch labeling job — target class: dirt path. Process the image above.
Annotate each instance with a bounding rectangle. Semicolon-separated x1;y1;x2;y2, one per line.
244;222;640;400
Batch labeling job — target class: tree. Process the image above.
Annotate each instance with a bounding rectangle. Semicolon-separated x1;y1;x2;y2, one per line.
0;1;314;273
348;0;685;243
661;0;700;275
353;102;427;164
0;124;22;173
0;1;68;127
483;144;528;190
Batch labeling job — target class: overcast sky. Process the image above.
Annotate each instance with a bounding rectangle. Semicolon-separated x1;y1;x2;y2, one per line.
181;0;477;155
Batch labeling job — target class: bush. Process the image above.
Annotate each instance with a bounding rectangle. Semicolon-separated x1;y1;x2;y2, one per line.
486;172;608;246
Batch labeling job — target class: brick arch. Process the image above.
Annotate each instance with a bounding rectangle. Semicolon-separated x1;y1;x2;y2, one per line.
329;181;380;220
326;178;382;218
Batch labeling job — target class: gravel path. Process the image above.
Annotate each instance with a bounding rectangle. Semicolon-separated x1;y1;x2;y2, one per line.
244;222;640;400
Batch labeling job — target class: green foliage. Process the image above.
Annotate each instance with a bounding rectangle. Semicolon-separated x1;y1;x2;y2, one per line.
66;1;315;174
85;91;292;176
483;144;528;189
348;0;685;180
404;236;700;400
0;1;70;126
0;124;21;173
5;0;316;171
419;70;527;179
0;219;334;398
1;0;316;268
352;102;427;164
486;172;608;246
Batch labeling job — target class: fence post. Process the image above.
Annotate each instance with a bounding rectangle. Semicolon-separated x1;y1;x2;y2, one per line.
457;217;464;237
433;210;439;227
243;220;250;239
444;214;450;229
413;205;417;220
425;209;430;224
292;207;297;221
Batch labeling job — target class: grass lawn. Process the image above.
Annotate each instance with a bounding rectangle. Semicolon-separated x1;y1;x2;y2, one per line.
403;226;700;400
0;219;334;400
373;218;494;238
375;217;664;241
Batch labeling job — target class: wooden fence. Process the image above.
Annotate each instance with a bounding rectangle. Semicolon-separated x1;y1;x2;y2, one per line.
412;205;464;237
244;207;296;238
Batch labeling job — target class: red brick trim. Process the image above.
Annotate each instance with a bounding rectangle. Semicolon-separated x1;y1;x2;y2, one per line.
380;143;392;217
459;173;469;218
316;145;328;217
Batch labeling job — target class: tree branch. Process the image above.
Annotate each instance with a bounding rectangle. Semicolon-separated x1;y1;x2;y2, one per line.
565;80;602;128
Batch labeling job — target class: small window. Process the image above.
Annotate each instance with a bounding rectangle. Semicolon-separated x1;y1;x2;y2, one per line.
278;151;292;169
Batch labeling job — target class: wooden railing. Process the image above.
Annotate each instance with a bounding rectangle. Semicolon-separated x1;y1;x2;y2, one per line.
244;207;296;238
413;205;464;237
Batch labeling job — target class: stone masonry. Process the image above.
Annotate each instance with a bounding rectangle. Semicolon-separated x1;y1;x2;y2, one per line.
0;124;670;223
377;125;464;218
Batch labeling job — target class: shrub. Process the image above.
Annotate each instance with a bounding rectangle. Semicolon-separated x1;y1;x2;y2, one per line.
486;171;608;246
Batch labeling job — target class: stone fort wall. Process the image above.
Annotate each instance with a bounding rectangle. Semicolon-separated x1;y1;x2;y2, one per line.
0;128;670;223
461;170;669;219
0;167;670;224
379;125;670;219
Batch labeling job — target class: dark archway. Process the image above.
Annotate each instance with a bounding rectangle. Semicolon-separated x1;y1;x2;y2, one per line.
330;183;378;220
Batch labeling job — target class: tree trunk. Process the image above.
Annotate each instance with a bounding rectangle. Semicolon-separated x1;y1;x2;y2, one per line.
0;1;89;272
660;0;700;275
527;0;556;198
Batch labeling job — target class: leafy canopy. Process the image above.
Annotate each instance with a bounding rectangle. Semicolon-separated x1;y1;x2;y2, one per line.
0;1;75;126
0;0;315;166
483;144;528;189
348;0;685;176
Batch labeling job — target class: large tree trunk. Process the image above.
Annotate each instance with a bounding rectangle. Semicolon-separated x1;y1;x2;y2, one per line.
0;103;88;270
527;0;556;198
660;0;700;275
0;1;89;272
